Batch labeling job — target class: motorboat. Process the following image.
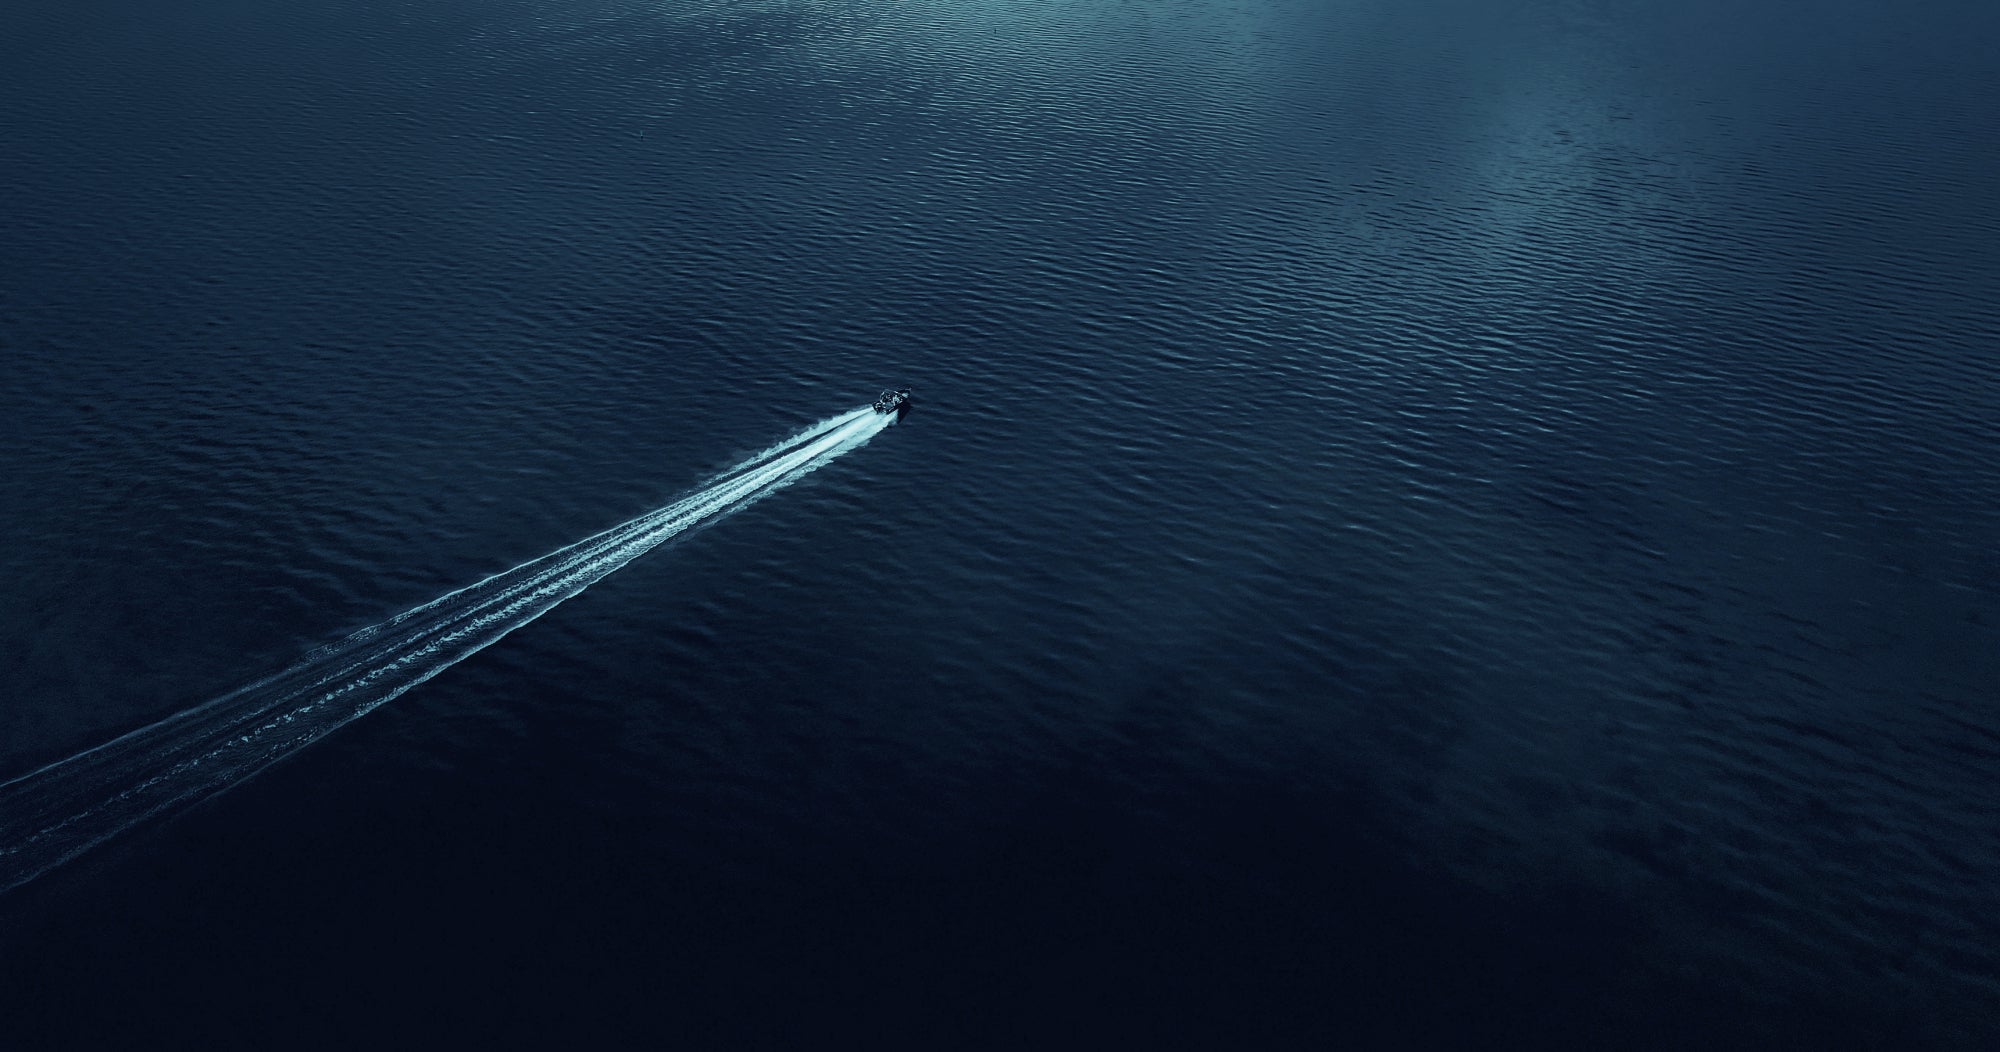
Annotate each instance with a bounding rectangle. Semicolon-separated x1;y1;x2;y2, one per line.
873;388;912;416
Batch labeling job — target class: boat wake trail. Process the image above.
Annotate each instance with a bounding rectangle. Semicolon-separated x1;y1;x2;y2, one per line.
0;405;895;894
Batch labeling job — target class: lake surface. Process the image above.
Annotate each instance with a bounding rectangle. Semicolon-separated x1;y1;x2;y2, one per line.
3;0;1997;1045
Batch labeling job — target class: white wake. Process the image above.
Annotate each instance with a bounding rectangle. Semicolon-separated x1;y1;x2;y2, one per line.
0;405;894;893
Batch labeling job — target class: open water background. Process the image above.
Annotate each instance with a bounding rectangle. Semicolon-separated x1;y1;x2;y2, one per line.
2;0;1997;1045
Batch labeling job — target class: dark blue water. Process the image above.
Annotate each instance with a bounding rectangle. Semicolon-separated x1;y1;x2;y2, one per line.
3;0;1997;1045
